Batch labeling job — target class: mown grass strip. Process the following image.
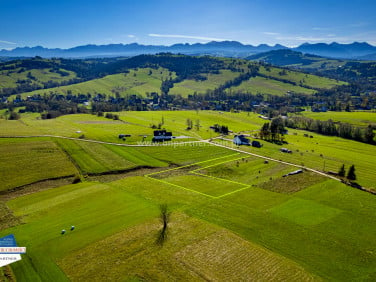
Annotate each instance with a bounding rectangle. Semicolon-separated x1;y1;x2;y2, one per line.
144;175;216;199
146;154;253;198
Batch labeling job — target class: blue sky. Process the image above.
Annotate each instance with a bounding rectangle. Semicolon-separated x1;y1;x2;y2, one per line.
1;0;376;49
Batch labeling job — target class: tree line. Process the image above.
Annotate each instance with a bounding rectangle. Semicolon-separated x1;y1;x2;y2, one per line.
285;116;375;144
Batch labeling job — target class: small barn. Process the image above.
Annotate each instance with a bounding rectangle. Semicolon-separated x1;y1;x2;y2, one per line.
152;130;172;142
233;135;250;146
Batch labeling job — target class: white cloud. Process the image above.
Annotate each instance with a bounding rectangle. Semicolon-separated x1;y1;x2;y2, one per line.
312;27;331;31
148;33;229;41
0;40;17;45
348;22;368;28
275;35;350;43
128;34;136;38
262;32;280;36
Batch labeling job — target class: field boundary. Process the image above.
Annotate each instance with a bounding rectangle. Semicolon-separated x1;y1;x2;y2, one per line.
145;153;253;199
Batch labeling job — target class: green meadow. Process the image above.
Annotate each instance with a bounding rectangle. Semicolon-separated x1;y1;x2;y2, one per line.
225;64;345;96
258;66;346;89
228;75;316;95
0;138;78;191
0;111;376;281
0;68;76;89
170;69;239;97
301;110;376;127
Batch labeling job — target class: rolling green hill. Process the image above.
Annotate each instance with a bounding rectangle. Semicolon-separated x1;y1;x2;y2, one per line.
14;64;344;99
0;68;76;89
170;69;239;97
0;55;348;103
17;67;176;98
227;75;316;95
247;49;346;69
247;49;376;85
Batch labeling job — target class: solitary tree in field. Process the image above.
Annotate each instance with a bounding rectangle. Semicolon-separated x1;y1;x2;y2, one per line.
338;164;346;177
195;119;200;131
156;204;170;246
347;165;356;181
186;118;193;130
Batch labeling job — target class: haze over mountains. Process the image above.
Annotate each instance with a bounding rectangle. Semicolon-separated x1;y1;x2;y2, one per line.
1;41;376;60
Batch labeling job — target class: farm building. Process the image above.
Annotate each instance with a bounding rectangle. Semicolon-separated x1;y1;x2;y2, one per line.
152;130;172;142
233;135;250;146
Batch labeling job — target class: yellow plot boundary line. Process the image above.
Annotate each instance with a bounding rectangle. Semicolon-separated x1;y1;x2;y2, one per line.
145;153;254;199
145;153;240;177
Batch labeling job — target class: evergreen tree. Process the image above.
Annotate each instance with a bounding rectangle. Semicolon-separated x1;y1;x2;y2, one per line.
260;122;270;140
365;125;375;144
195;119;200;131
347;165;356;181
338;164;346;177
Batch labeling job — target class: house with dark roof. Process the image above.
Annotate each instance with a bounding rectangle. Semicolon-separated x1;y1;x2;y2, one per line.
233;135;250;146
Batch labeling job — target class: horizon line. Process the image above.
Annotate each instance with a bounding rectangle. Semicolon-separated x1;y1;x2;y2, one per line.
1;40;375;51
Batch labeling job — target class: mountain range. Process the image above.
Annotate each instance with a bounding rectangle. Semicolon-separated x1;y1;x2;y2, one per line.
1;41;375;60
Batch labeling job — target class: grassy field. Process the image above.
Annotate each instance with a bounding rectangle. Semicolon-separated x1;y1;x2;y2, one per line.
1;156;375;281
1;111;376;189
228;75;316;95
1;110;376;281
213;129;376;189
187;179;376;281
225;64;345;96
55;138;168;174
0;68;76;89
0;138;78;191
117;110;265;140
258;66;346;89
2;182;158;281
170;69;239;97
300;110;376;126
